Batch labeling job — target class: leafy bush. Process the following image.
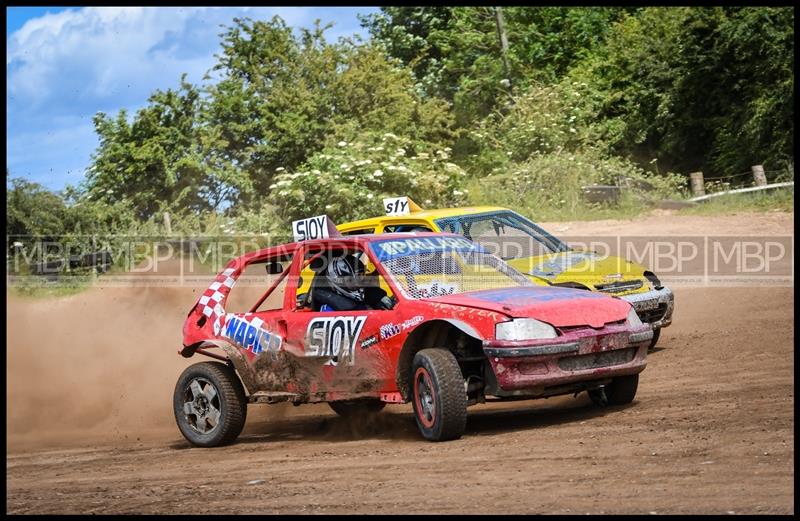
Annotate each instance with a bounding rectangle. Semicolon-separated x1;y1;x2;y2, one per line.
6;176;68;242
466;149;686;220
466;78;624;176
267;130;468;223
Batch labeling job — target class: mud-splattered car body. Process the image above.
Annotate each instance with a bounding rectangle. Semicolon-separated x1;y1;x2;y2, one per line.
177;230;652;444
181;232;651;402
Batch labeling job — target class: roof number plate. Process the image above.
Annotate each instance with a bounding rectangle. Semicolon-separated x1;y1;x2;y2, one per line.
292;215;331;242
383;197;410;216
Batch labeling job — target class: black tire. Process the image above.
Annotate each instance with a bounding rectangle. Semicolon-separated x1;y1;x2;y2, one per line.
588;373;639;406
328;399;386;417
173;361;247;447
410;348;467;441
648;327;662;350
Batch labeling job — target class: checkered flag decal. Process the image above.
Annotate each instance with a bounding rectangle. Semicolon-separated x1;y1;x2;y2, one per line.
196;267;237;335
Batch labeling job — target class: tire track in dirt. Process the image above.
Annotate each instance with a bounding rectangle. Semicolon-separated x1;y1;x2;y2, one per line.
7;286;793;514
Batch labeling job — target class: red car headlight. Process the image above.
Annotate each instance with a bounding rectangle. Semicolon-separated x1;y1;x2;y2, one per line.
495;318;558;341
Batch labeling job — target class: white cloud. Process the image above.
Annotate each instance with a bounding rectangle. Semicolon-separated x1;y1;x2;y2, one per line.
9;8;243;110
7;7;373;111
6;6;377;189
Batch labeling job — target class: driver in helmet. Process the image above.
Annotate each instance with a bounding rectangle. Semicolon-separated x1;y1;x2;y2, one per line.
313;254;394;312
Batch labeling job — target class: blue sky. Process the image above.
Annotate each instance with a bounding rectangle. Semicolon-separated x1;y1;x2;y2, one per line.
6;6;379;191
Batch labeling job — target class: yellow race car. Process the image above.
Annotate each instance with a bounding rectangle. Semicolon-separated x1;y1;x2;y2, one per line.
338;198;674;349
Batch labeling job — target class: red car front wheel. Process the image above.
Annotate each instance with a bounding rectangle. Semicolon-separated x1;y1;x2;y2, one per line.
410;349;467;441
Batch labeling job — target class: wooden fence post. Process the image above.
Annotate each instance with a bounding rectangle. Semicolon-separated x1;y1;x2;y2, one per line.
751;165;767;187
494;7;511;91
689;172;705;197
163;212;172;235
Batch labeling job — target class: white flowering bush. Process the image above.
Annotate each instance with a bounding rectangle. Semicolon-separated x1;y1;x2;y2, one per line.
267;131;468;223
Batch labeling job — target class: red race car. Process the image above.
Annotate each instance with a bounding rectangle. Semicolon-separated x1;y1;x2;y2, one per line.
175;216;653;446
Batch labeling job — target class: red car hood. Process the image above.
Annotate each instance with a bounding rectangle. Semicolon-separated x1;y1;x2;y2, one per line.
427;286;630;328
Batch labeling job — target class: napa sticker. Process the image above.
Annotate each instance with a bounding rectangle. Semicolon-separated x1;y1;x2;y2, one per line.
306;316;366;366
371;236;481;261
222;315;283;356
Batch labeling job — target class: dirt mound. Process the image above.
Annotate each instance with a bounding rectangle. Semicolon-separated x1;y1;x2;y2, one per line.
539;209;793;236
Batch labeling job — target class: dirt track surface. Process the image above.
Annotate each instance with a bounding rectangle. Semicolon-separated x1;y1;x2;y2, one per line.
6;211;794;514
540;208;793;237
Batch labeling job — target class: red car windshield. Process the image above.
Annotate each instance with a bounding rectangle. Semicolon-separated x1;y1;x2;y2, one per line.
369;236;532;299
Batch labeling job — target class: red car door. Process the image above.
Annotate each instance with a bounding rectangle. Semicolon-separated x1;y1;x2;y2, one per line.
281;244;397;398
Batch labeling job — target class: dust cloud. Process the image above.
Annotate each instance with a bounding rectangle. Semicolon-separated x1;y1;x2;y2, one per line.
7;285;202;449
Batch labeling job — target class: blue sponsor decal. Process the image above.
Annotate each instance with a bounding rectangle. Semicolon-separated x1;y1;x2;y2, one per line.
380;315;424;340
222;316;283;355
371;236;484;262
469;286;607;305
234;320;247;346
224;317;239;338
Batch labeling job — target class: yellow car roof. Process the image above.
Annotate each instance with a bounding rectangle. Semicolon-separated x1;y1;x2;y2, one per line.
339;206;509;230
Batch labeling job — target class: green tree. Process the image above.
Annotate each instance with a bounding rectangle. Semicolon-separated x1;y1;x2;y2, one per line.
585;7;794;175
204;16;455;200
363;7;627;124
360;7;455;99
6;175;67;240
86;77;217;219
330;44;454;145
203;17;347;199
704;7;794;174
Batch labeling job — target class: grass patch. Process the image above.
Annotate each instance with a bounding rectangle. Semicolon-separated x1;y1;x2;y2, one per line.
677;188;794;216
8;274;95;299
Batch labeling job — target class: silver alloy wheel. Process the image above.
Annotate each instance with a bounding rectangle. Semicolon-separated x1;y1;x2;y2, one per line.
182;377;221;434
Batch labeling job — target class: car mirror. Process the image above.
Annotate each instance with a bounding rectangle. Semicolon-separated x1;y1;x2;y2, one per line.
265;261;283;275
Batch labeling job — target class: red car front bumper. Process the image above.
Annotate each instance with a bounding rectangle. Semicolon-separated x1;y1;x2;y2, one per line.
482;324;651;395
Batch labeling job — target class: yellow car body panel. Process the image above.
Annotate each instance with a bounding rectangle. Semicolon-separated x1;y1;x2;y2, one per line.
340;206;507;233
338;205;675;336
338;207;650;296
505;252;650;296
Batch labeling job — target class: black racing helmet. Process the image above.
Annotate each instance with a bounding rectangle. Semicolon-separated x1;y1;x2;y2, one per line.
326;255;365;301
